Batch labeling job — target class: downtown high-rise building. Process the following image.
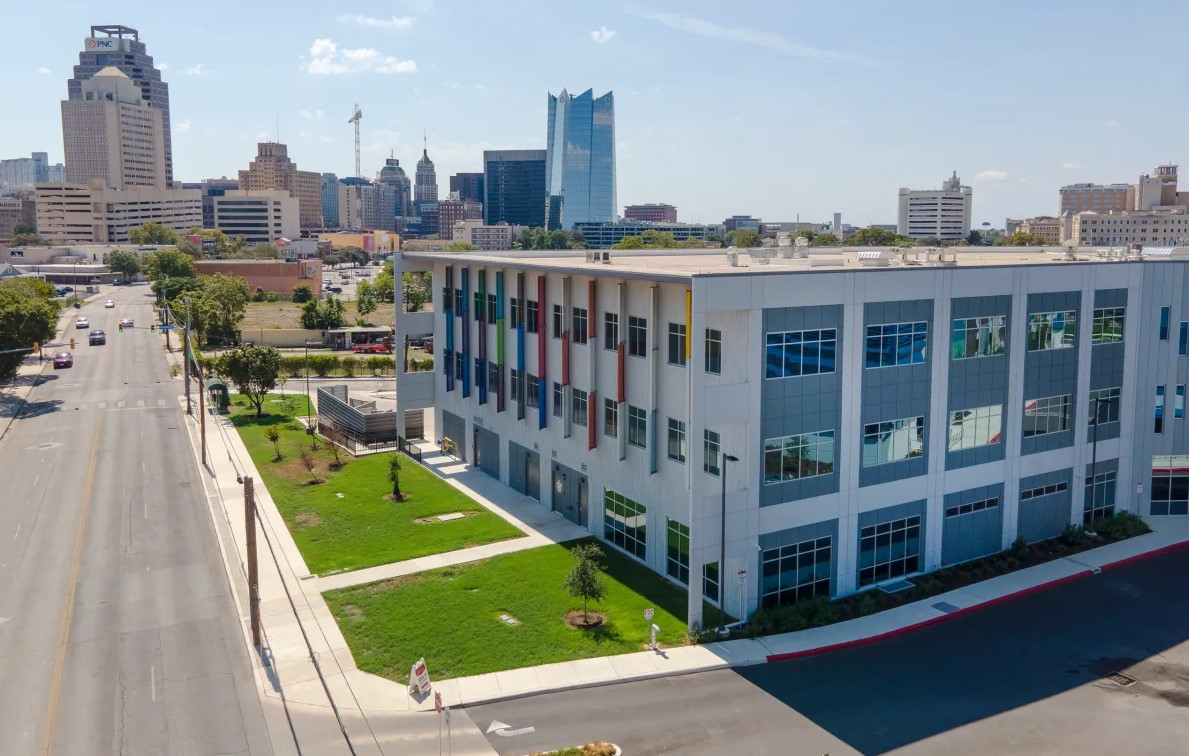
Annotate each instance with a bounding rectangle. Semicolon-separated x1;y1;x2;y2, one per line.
546;88;616;228
62;67;166;190
414;145;439;205
321;173;340;229
238;142;323;229
377;156;412;217
0;152;63;190
68;25;173;185
449;172;484;205
483;149;546;227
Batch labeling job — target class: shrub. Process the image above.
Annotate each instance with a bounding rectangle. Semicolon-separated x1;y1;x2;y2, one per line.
1093;511;1152;540
365;355;389;375
292;283;313;303
282;355;305;378
251;287;267;302
854;593;881;617
340;356;358;377
1059;524;1092;549
265;291;279;302
309;354;337;377
1009;536;1030;560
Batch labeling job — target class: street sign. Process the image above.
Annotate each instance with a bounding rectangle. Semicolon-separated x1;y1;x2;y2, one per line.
737;569;748;585
434;691;443;713
643;607;654;621
158;324;175;332
410;657;432;697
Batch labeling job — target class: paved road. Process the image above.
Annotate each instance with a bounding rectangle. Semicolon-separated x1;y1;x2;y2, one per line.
470;547;1189;755
0;284;271;755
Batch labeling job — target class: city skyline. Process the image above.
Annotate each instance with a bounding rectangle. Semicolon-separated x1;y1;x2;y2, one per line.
4;0;1187;226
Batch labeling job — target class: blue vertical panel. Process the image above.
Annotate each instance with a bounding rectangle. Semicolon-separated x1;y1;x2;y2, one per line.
477;270;487;405
444;266;455;392
495;272;506;412
461;268;471;398
516;272;526;422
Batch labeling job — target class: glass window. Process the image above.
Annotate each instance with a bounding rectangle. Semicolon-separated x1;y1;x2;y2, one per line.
861;417;925;467
1160;306;1171;340
1180;322;1188;356
703;561;720;603
1091;307;1125;344
572;388;588;426
473;291;483;315
761;536;833;608
763;430;836;482
487;362;498;391
1023;395;1072;437
510;298;520;328
572;307;588;344
526;374;540;408
604;490;646;560
1089;387;1121;424
526;300;539;334
604;312;618;351
1156;385;1166;433
1026;311;1077;351
454;352;464;381
947;405;1003;451
705;328;722;374
1083;471;1116;525
858;516;921;587
945;497;999;518
666;519;690;584
865;322;928;368
510;368;521;402
1178;385;1185;420
454;288;462;313
704;429;721;477
603;398;617;437
552;304;563;339
951;316;1007;359
627;405;647;448
667;323;687;367
628;316;647;357
765;328;838;378
1020;480;1068;500
487;293;497;323
666;418;687;463
1151;455;1189;515
553;382;563;418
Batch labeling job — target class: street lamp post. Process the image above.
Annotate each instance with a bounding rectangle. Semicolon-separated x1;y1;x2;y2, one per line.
719;452;739;635
304;339;318;431
183;296;192;415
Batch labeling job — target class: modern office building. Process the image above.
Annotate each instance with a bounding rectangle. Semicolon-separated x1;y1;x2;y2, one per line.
68;25;173;185
211;190;299;244
724;215;762;233
395;244;1189;628
1063;210;1189;247
625;204;677;223
237;142;322;229
484;149;547;228
438;194;483;240
897;172;973;241
451;221;516;251
378;157;412;218
1060;183;1134;215
546;89;616;228
573;220;726;249
62;67;166;190
320;173;340;229
450;172;485;205
1;152;62;190
337;178;397;232
1010;216;1062;245
35;180;200;243
179;177;239;230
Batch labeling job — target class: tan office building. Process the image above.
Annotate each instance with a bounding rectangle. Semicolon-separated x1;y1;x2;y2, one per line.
61;67;166;190
1059;183;1134;215
238;142;322;228
212;190;299;244
1063;210;1189;247
1016;216;1061;244
437;195;482;240
35;180;200;244
452;220;514;250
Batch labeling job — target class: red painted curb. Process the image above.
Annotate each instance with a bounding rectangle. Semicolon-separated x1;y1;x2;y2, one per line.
765;539;1189;664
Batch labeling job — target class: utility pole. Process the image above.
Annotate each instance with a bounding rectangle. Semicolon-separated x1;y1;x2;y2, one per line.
183;296;192;415
244;476;261;648
163;304;172;351
198;370;207;465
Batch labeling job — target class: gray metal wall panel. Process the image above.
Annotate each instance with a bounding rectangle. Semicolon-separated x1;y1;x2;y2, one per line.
941;483;1005;565
475;425;500;478
442;411;466;458
1017;468;1073;542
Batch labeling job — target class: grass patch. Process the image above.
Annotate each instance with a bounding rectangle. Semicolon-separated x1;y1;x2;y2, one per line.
323;539;720;681
228;395;523;574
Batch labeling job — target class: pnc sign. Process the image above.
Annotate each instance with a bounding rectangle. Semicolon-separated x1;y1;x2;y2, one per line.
85;38;118;50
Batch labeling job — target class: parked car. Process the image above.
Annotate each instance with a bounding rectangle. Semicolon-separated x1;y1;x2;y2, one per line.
52;352;73;369
75;317;89;329
104;299;115;308
88;329;106;346
119;318;134;328
351;342;392;354
329;286;343;294
58;286;74;294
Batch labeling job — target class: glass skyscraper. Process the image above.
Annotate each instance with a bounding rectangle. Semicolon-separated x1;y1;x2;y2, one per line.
484;150;547;227
546;89;616;228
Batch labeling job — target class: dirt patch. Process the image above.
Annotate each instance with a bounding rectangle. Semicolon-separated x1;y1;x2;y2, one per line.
383;493;410;503
295;511;323;529
339;604;364;622
413;511;477;524
362;574;426;594
565;610;606;629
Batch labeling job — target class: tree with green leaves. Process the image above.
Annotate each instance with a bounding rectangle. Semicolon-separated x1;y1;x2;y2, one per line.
808;232;840;247
965;230;984;246
402;271;430;312
292;283;314;303
0;278;59;379
726;229;763;248
266;426;283;460
1000;230;1045;246
847;226;899;246
446;242;477;251
564;542;608;625
387;454;403;499
12;232;48;247
355;280;378;318
128;222;179;245
104;250;141;282
215;344;282;417
143;247;197;282
181;273;249;346
300;295;345;329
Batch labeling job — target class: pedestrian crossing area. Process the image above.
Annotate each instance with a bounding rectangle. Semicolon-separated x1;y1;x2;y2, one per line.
72;399;172;411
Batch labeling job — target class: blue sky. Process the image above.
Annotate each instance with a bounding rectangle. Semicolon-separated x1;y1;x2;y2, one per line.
5;0;1187;227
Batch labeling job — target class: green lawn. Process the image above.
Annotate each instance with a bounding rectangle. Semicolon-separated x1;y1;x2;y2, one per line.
228;395;523;574
323;539;723;682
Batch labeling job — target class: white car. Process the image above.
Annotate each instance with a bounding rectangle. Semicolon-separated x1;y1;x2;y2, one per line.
119;318;134;328
104;299;115;308
75;317;89;329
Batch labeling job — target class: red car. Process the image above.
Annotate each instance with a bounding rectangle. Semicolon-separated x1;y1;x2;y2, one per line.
351;342;392;354
52;351;74;369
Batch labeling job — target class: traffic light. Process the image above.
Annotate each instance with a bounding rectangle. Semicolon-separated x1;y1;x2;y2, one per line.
69;338;75;350
32;341;38;352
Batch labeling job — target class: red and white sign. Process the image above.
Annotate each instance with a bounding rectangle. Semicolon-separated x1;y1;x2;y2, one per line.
434;691;443;713
643;607;654;621
410;657;432;697
737;569;748;585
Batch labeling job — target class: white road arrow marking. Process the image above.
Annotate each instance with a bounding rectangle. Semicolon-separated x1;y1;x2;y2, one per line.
0;616;9;626
486;720;536;737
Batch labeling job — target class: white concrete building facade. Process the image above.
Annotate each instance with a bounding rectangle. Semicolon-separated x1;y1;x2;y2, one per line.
395;246;1189;629
897;172;972;241
212;189;299;244
35;181;200;244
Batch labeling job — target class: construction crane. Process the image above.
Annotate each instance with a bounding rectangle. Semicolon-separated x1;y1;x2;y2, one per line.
347;104;362;178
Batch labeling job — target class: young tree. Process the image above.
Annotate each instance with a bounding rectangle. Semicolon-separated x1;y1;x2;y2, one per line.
322;425;345;468
298;448;319;484
292;283;313;303
564;543;608;624
300;296;346;329
216;345;282;417
355;281;378;319
729;229;763;248
265;426;283;460
104;250;141;282
387;454;403;499
401;271;430;312
128;222;179;245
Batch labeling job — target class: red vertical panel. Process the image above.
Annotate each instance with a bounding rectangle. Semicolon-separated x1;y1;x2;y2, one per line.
588;280;597;338
617;343;625;403
588;391;597;449
562;332;570;385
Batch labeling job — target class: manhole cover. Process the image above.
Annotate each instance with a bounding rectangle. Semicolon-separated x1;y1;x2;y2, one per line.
1105;672;1137;688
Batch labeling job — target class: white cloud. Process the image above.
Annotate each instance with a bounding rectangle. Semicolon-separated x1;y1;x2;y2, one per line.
976;170;1009;182
337;13;415;30
638;11;867;64
37;67;51;75
176;119;192;132
183;63;210;76
302;38;416;75
590;27;617;44
300;109;324;120
1061;162;1082;170
1106;119;1120;128
158;63;169;71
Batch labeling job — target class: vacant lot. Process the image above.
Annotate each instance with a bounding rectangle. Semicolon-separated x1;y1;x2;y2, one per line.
242;300;397;331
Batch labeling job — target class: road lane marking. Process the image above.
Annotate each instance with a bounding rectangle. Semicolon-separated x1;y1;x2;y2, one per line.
41;417;103;755
157;399;165;407
12;523;20;540
116;401;125;408
487;721;536;737
137;400;144;408
150;665;155;702
33;474;39;488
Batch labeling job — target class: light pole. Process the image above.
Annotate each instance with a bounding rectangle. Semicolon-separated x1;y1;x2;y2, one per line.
183;296;192;415
304;339;318;431
719;452;739;635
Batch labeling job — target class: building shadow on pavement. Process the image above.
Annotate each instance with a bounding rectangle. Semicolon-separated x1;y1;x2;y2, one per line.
735;547;1189;755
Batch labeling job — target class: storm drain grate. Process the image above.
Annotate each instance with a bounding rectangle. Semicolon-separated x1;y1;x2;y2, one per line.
878;580;914;594
1105;672;1137;687
931;601;961;614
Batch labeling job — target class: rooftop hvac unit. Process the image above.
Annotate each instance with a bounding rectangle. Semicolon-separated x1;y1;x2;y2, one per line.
600;251;611;263
857;249;889;267
726;249;749;267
